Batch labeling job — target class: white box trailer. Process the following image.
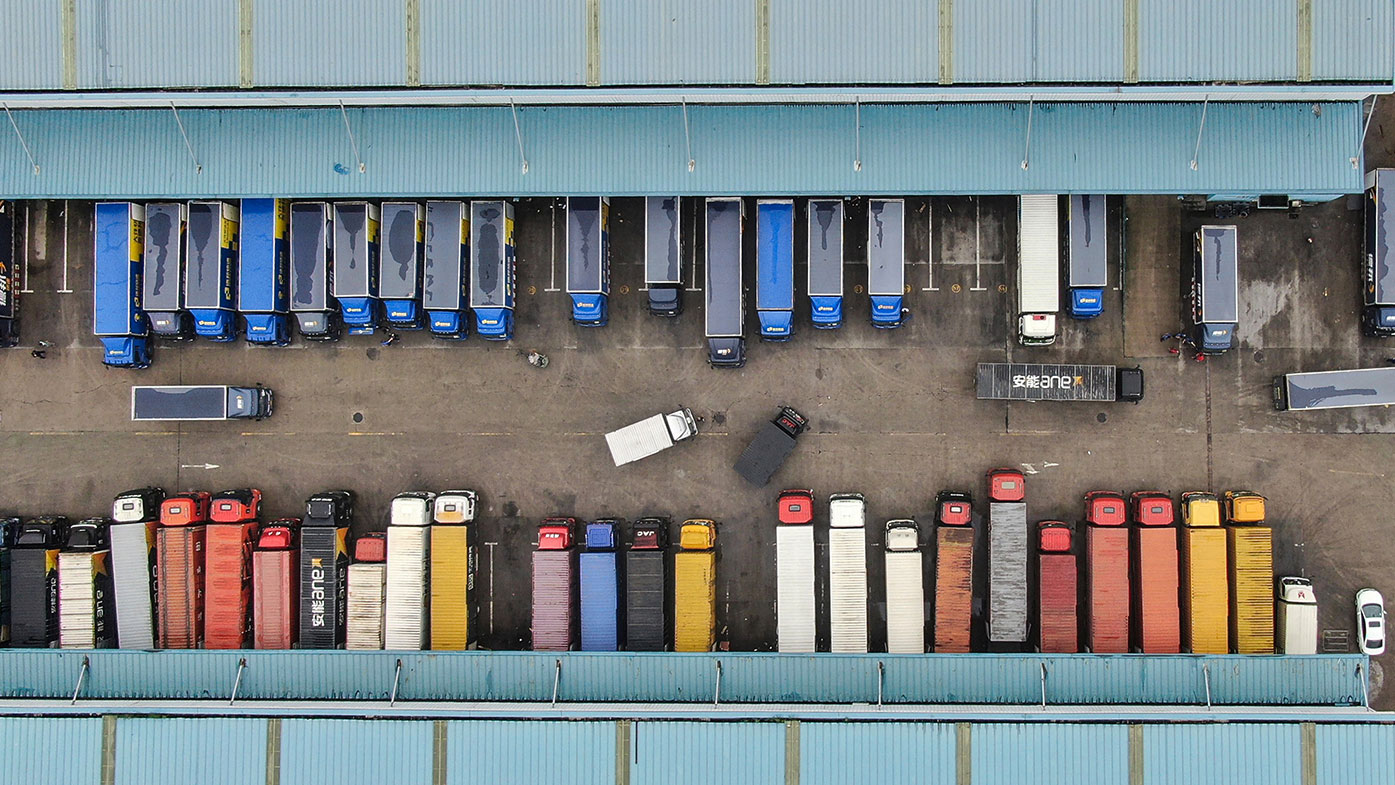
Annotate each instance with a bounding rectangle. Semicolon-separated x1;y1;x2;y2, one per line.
1272;366;1395;411
346;562;387;650
605;409;699;466
883;520;925;654
383;492;434;650
108;521;157;649
1017;195;1061;345
827;494;868;654
776;522;816;653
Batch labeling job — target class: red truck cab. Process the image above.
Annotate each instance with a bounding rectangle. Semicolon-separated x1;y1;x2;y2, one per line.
935;491;973;526
987;469;1026;502
257;519;297;550
1039;521;1073;552
160;492;211;526
539;517;578;550
778;489;815;524
1085;491;1127;526
630;517;669;550
211;489;263;523
1130;492;1175;526
353;532;387;562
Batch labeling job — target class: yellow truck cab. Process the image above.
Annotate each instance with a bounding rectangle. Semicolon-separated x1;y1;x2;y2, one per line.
679;519;717;550
1181;492;1221;527
1223;490;1266;524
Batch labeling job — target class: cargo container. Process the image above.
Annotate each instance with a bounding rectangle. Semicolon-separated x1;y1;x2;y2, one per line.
532;517;578;651
605;408;699;466
288;202;341;340
1192;225;1239;355
430;491;476;650
423;200;470;339
673;519;717;652
10;518;64;648
238;198;291;345
470;201;516;340
142;202;193;339
644;196;683;317
252;519;298;649
734;406;808;487
868;199;906;328
0;517;12;644
975;363;1144;403
109;487;163;649
579;519;624;651
933;491;974;653
705;198;746;367
1363;168;1395;335
379;202;425;330
1036;521;1077;653
57;519;115;649
776;490;816;653
625;517;669;651
385;491;434;650
566;197;611;326
204;520;257;649
1129;491;1181;654
1228;525;1275;654
0;201;19;347
1066;194;1108;319
1272;366;1395;411
884;519;924;654
807;199;844;329
828;493;868;654
331;202;380;335
93;202;152;368
156;493;208;649
346;533;387;650
1277;576;1318;654
185;200;240;341
299;491;352;649
1180;491;1229;653
131;384;273;421
756;199;795;340
1017;195;1060;345
988;501;1028;644
1083;492;1130;653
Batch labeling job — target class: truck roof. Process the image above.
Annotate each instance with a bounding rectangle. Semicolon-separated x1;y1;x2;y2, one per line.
379;203;422;300
423;201;466;311
828;495;865;528
389;492;434;526
1197;225;1239;322
185;201;234;310
988;469;1025;502
142;202;184;312
1369;169;1394;302
1018;195;1061;312
1280;366;1395;410
93;202;144;337
289;203;329;311
131;385;236;421
1085;491;1127;526
1130;492;1175;526
332;202;375;298
777;490;814;525
470;201;509;308
1067;194;1108;288
867;199;905;296
679;519;716;550
976;363;1121;402
756;200;794;311
644;196;682;285
807;200;844;297
238;199;286;314
566;197;607;295
704;198;744;337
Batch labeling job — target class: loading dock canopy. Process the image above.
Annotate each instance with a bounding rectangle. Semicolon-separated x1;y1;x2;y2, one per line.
423;201;465;310
867;200;905;296
645;197;681;285
379;203;421;299
289;203;329;310
566;197;604;294
470;202;506;308
142;203;182;310
1068;194;1108;287
1199;226;1239;322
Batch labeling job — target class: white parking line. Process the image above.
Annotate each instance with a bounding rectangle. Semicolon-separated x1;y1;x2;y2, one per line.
485;541;497;633
544;202;561;292
970;196;987;292
58;200;73;294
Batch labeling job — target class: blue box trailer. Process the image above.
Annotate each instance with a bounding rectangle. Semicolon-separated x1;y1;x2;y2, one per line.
424;201;470;339
289;202;340;341
1067;194;1108;319
380;202;425;330
142;203;193;340
868;199;906;328
807;199;844;329
185;201;240;341
566;197;611;326
332;202;381;336
470;201;516;340
238;199;291;346
756;200;795;340
579;520;623;652
93;203;152;369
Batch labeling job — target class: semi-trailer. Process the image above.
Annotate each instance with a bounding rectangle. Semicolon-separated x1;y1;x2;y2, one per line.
1192;225;1239;355
807;199;844;329
470;201;516;340
109;488;163;649
933;491;974;653
423;200;470;339
1084;491;1130;653
867;198;906;328
11;518;65;648
756;199;795;340
0;517;11;644
828;493;868;654
579;519;623;651
288;202;341;341
673;519;717;652
734;406;809;487
644;196;684;317
299;491;352;649
625;517;668;651
1277;576;1318;654
884;519;924;654
705;197;746;367
93;202;152;368
332;202;381;336
1272;367;1395;411
566;197;611;326
131;385;273;421
252;519;298;649
156;493;209;649
385;491;434;650
1180;491;1230;653
1017;195;1060;345
238;198;291;345
57;518;115;649
430;491;476;650
142;202;193;340
1066;194;1108;319
1364;168;1395;335
1129;491;1180;653
532;517;578;651
379;202;426;330
987;469;1028;644
185;201;240;341
605;408;699;466
776;490;816;653
1036;521;1078;653
0;201;19;347
346;532;387;650
204;489;261;649
1225;492;1274;654
976;363;1144;403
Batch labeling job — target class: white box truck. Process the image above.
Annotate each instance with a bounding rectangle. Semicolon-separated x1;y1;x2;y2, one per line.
1017;195;1060;345
384;491;434;650
828;493;868;653
1277;576;1317;654
884;519;925;653
605;409;699;466
776;490;816;653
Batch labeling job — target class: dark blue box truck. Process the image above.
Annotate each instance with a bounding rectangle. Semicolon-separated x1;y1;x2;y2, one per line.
424;201;470;339
566;197;611;326
1067;194;1108;319
142;202;194;340
470;201;516;340
807;199;844;329
1363;169;1394;336
705;198;745;367
625;518;668;651
756;199;795;341
1192;225;1239;355
239;198;291;346
579;519;623;651
94;202;152;369
380;202;425;330
868;198;906;328
0;201;16;347
289;202;340;341
185;201;240;341
333;202;381;336
644;196;683;317
299;491;353;649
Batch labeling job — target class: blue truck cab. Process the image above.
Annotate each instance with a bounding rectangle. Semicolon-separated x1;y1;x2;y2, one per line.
185;201;240;341
238;199;291;346
756;200;795;340
332;202;381;336
470;201;516;340
424;201;470;339
579;518;623;652
867;199;906;328
93;202;152;369
1066;194;1108;319
380;202;425;330
807;199;844;329
566;197;610;326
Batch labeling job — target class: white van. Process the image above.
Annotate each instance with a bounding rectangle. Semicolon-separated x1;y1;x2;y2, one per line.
1277;576;1318;654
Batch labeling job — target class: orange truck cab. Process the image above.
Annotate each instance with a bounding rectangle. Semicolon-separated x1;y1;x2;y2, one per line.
211;489;263;523
1223;490;1266;524
160;492;211;526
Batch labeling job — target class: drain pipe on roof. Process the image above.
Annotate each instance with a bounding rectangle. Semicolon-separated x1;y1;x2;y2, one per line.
1357;661;1371;710
228;658;246;706
681;97;695;173
853;96;862;172
877;661;884;707
1190;95;1209;171
390;658;403;706
338;100;366;174
1202;662;1213;709
551;658;562;707
713;659;723;707
511;98;530;175
170;103;202;174
71;655;89;705
1351;95;1378;169
2;104;39;174
1039;662;1048;709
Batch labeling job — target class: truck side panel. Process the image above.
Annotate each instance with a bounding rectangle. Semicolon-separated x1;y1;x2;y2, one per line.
1227;526;1275;654
756;200;795;339
1131;526;1180;653
1037;552;1078;653
579;551;621;651
298;526;348;649
673;551;716;652
156;527;204;649
253;549;296;649
109;521;158;649
1180;527;1229;653
531;550;576;651
384;526;430;650
1085;526;1130;653
430;526;472;650
933;526;973;653
884;550;925;654
345;563;386;650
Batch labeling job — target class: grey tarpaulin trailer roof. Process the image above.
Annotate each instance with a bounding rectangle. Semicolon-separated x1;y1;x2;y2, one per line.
645;197;681;286
868;199;905;297
566;197;605;295
131;385;229;420
423;201;465;311
807;199;844;298
1198;225;1238;322
184;201;226;310
379;202;422;300
1370;169;1395;303
142;202;183;311
332;202;373;298
471;201;507;308
1276;367;1395;411
1068;194;1108;288
705;198;744;338
289;202;330;312
976;363;1118;402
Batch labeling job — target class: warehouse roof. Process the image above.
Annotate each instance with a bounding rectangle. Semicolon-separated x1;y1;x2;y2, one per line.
0;102;1363;198
4;0;1392;96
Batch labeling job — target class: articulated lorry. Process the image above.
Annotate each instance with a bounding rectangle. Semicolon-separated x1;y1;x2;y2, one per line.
131;385;273;421
673;519;717;652
12;517;65;647
143;202;193;340
0;201;19;347
1180;492;1229;653
756;199;795;340
58;518;115;649
776;490;816;653
828;493;868;654
423;200;471;339
288;202;340;341
109;487;163;648
1017;195;1060;345
605;408;699;467
299;491;352;649
532;517;578;651
625;518;668;651
644;197;684;317
1273;367;1395;411
385;491;434;650
976;363;1144;403
156;493;209;649
204;489;261;649
346;532;387;650
705;198;746;367
470;201;516;340
252;519;298;649
734;406;809;487
1225;492;1274;654
332;202;381;335
185;201;240;341
580;519;623;651
933;492;974;653
1129;491;1180;653
1363;168;1395;335
566;197;611;326
1066;194;1108;319
430;491;477;650
987;469;1028;644
884;519;924;654
868;199;906;328
238;199;291;345
1036;521;1077;653
94;202;152;368
807;199;844;329
380;202;425;330
1192;226;1239;355
1084;491;1130;653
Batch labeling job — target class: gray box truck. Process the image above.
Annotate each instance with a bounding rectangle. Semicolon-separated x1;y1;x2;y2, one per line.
131;385;273;421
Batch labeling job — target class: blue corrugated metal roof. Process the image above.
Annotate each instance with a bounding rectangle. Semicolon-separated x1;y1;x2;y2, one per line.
801;722;957;785
973;723;1130;785
600;0;755;86
115;717;266;785
447;720;613;785
0;102;1364;198
253;2;405;88
1144;724;1302;785
0;5;61;89
1140;0;1297;83
281;719;433;785
1312;0;1394;81
0;716;103;785
631;721;785;785
1316;723;1395;782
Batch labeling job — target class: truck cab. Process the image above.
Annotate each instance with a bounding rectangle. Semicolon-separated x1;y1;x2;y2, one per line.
1181;491;1221;527
1129;492;1175;526
112;487;165;523
987;469;1026;503
778;489;815;525
829;493;866;528
1223;490;1266;524
390;492;435;527
305;490;354;526
257;519;298;550
433;491;478;524
1085;491;1127;526
1038;520;1072;552
679;519;716;550
644;197;684;317
586;519;621;550
211;489;263;523
631;517;670;550
884;519;919;551
354;531;387;562
64;517;109;550
934;491;973;526
161;492;211;526
539;517;577;550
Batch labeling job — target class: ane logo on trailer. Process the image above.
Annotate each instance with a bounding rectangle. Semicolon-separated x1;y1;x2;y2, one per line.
1012;374;1079;390
310;558;326;626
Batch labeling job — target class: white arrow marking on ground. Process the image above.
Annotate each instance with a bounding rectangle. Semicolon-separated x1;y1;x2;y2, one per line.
180;463;220;470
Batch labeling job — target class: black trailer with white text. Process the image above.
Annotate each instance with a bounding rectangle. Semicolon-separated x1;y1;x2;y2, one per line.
976;363;1143;403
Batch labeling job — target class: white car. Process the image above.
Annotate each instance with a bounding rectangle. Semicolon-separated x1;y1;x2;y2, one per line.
1356;588;1387;656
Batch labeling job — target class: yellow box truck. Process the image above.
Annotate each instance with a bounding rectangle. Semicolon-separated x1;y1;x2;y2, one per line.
430;491;477;650
1227;524;1275;654
673;519;717;652
1180;492;1229;653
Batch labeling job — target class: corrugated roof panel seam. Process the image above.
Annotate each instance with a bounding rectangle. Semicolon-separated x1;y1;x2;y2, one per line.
1143;723;1303;785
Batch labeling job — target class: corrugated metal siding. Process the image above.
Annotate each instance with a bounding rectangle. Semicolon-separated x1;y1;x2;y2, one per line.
115;717;265;785
951;0;1035;83
1316;723;1395;782
767;0;938;85
972;723;1129;785
1311;0;1395;81
630;721;784;785
280;719;432;785
75;0;238;89
446;720;613;785
0;5;61;89
253;0;405;88
1139;0;1297;83
801;722;956;785
1145;724;1301;785
421;0;586;87
1032;0;1125;82
600;0;755;86
0;716;103;785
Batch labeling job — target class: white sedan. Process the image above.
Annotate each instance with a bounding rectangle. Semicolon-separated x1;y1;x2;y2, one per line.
1356;588;1387;656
